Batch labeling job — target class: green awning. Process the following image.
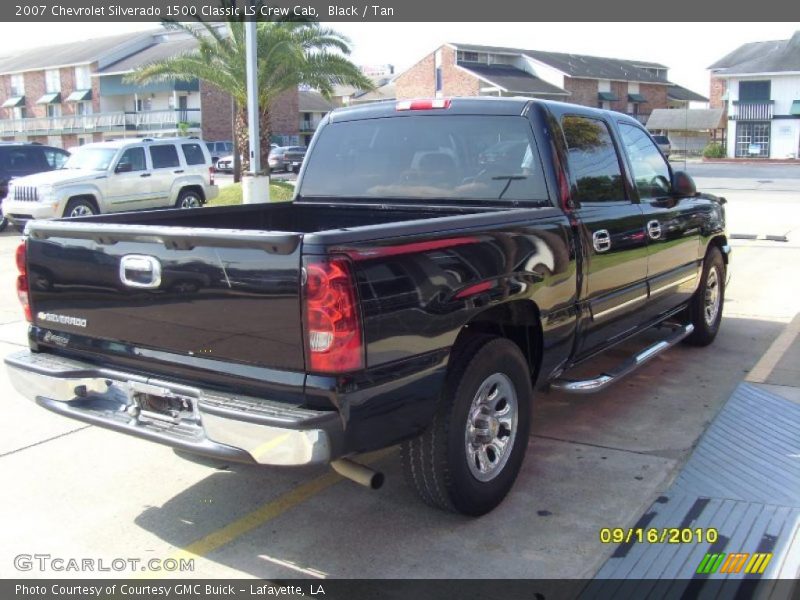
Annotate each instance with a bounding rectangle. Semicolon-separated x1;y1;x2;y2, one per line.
36;92;61;105
598;91;618;101
628;93;647;103
1;96;24;108
65;89;91;102
791;100;800;116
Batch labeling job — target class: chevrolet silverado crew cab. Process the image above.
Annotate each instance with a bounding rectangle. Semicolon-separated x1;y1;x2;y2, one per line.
6;98;728;516
4;137;218;229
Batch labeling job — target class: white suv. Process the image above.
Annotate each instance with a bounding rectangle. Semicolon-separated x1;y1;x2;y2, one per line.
4;137;218;228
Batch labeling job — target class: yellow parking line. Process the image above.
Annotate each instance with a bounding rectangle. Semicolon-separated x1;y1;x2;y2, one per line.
747;312;800;383
149;448;393;576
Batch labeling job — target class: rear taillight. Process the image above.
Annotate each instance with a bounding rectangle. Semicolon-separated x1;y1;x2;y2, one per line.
303;257;363;373
15;240;31;322
209;165;215;186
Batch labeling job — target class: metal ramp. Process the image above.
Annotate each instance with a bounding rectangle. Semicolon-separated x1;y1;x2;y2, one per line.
584;382;800;598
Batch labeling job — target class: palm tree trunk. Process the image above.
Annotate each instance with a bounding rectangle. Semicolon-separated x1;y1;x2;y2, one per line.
234;105;272;176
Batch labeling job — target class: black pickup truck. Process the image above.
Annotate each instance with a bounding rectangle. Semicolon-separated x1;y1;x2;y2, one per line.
6;98;728;516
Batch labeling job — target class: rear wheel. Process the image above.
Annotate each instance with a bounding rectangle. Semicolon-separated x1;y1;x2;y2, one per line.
0;207;8;232
176;189;203;209
401;335;532;516
684;246;725;346
63;198;97;218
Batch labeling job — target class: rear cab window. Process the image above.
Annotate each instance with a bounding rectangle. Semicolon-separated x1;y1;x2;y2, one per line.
299;115;549;204
149;144;181;169
181;143;207;166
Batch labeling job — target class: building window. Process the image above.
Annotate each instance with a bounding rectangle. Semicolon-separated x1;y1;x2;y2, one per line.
458;51;479;62
11;106;25;120
735;121;770;158
74;65;91;90
46;104;61;118
738;80;770;102
10;74;24;96
45;69;61;93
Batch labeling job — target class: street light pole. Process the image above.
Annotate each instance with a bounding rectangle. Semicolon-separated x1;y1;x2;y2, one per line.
242;6;269;203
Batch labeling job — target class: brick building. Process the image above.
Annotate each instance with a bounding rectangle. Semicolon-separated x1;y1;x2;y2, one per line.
0;28;299;149
396;43;705;124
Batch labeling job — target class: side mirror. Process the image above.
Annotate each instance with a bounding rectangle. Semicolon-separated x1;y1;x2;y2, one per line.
115;162;132;174
672;170;696;196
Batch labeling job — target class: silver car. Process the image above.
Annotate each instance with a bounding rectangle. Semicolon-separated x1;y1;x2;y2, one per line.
651;135;671;158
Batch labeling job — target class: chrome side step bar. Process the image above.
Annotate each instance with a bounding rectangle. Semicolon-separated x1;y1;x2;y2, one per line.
550;323;694;394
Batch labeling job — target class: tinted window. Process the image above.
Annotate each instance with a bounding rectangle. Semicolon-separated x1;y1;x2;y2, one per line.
182;143;206;166
562;116;625;203
118;147;146;172
651;135;670;145
619;123;672;199
301;115;549;203
149;145;180;169
43;148;69;169
0;147;47;172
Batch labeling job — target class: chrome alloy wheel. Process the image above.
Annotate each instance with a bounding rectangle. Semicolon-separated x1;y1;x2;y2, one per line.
704;266;721;326
179;194;202;208
69;204;93;217
464;372;518;482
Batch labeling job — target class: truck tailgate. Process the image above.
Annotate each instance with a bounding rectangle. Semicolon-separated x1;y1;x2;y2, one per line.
25;223;305;372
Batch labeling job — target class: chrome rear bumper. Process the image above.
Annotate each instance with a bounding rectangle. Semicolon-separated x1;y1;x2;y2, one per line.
5;350;336;466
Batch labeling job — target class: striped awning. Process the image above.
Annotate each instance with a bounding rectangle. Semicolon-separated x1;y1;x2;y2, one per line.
65;89;92;102
36;92;61;105
2;96;24;108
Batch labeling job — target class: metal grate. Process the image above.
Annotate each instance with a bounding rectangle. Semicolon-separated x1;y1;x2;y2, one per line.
12;186;39;202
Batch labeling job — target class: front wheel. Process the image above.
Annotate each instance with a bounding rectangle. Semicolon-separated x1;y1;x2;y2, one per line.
0;206;8;232
63;198;97;218
401;335;532;516
684;246;725;346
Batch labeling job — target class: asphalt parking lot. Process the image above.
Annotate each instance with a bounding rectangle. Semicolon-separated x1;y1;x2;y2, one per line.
0;171;798;579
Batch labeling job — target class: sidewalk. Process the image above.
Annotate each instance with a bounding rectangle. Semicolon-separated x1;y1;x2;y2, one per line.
589;314;800;592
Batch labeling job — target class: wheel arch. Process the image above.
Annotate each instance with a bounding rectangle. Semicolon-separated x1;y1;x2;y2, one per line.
451;300;544;385
64;194;100;216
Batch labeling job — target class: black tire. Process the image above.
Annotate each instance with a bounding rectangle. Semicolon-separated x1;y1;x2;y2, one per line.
176;189;203;209
0;212;8;232
401;335;532;516
684;246;725;346
63;197;97;218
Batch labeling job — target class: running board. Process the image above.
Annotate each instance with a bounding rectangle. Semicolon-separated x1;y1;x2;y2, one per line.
550;323;694;394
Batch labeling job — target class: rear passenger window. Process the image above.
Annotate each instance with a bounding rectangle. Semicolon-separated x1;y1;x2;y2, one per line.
181;143;206;166
562;116;625;203
43;148;69;169
149;145;180;169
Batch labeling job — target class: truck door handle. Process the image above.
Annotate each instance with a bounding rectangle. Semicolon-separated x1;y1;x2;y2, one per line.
140;173;151;178
173;169;184;174
592;230;611;253
647;220;662;240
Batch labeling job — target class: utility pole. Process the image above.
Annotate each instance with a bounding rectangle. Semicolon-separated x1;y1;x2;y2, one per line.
242;4;269;203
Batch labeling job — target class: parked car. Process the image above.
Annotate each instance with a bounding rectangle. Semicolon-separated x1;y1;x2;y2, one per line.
205;141;234;165
652;135;672;158
217;144;278;173
3;137;218;229
7;98;728;516
268;146;306;172
0;143;70;232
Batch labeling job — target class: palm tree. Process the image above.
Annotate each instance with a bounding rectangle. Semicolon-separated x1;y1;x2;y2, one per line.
128;7;373;178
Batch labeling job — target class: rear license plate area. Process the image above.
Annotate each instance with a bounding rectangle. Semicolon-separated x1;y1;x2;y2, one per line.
126;381;198;425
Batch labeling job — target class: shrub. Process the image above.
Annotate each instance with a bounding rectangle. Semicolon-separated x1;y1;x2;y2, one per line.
703;142;726;159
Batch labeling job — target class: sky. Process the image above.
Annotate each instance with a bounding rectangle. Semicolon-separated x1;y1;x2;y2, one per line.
0;21;798;97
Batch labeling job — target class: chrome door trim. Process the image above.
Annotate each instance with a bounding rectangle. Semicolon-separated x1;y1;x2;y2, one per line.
592;229;611;253
119;254;162;289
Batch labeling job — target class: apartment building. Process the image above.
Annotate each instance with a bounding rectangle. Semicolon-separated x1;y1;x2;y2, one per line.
0;28;300;149
396;43;706;125
709;31;800;159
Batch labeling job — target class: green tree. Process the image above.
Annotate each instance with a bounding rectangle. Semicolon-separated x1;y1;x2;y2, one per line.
128;6;373;178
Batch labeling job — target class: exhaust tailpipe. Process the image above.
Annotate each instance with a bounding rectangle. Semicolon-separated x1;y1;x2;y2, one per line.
331;458;384;490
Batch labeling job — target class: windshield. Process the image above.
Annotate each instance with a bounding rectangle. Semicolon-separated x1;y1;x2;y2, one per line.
300;115;549;203
63;147;117;171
